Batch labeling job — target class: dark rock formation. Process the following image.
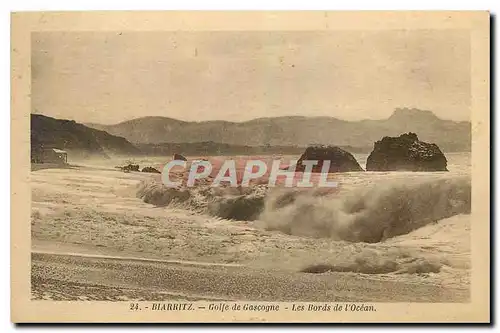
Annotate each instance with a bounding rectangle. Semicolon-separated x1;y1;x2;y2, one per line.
141;166;161;173
31;114;140;160
120;164;140;172
366;132;448;171
173;153;187;161
295;145;364;172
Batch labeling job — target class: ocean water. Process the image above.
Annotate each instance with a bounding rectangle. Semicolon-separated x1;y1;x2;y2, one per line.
68;152;471;289
125;153;471;239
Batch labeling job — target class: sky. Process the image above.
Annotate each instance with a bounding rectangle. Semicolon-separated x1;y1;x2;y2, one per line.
31;30;471;124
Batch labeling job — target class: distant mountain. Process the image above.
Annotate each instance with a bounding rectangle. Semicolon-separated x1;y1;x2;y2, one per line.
31;114;140;159
136;142;372;156
86;108;471;152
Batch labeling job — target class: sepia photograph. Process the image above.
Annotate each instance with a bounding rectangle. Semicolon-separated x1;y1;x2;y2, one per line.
11;11;490;323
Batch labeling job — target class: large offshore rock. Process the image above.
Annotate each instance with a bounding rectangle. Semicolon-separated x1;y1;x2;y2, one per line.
295;145;364;172
366;132;448;171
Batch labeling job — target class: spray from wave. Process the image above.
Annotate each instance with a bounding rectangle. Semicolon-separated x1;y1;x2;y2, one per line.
136;175;470;243
259;175;471;243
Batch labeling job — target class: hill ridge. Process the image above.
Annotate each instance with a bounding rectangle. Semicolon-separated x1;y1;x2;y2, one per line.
31;114;140;159
84;108;470;152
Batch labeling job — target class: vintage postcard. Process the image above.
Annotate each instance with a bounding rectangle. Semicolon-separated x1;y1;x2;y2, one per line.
11;11;490;323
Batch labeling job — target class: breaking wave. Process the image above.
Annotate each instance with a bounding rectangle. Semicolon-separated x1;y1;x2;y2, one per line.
300;248;443;275
259;176;471;243
136;175;470;243
136;180;267;220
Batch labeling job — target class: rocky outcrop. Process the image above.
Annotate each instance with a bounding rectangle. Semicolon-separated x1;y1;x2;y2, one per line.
295;145;364;172
119;164;140;172
366;132;448;171
173;153;187;161
141;166;161;173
